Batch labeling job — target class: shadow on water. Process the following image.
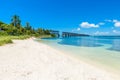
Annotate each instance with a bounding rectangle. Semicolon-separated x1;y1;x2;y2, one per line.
107;39;120;51
58;37;103;47
41;36;120;52
57;36;120;52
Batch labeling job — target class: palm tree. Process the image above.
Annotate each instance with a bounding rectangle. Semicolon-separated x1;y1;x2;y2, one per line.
11;15;21;28
25;22;31;30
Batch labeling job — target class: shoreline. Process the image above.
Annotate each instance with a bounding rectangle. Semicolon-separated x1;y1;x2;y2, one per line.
38;39;120;79
0;38;119;80
39;38;120;76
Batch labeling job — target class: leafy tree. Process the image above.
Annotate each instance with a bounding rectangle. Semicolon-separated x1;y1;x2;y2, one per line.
44;29;50;35
51;34;56;37
37;28;44;35
0;15;55;37
6;24;15;35
0;31;8;35
24;22;33;35
31;28;36;34
0;24;9;31
25;22;32;30
11;15;21;28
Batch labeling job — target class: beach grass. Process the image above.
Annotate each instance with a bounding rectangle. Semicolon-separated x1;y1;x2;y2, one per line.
0;35;30;46
10;35;31;40
0;36;13;46
0;35;53;46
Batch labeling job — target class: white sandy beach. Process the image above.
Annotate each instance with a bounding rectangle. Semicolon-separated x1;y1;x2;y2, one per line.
0;38;119;80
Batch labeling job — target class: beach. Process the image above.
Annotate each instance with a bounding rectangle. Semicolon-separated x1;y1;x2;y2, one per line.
0;38;119;80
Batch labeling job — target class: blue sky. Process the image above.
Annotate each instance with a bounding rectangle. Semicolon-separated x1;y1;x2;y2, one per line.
0;0;120;35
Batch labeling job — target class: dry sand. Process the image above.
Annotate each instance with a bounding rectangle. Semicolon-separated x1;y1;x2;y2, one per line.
0;38;119;80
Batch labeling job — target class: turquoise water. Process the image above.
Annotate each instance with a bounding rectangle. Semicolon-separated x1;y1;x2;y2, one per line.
38;36;120;75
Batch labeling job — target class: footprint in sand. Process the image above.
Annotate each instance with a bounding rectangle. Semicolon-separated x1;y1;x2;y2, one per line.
21;72;32;77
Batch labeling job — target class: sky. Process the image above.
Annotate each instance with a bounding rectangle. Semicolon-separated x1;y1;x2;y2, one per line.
0;0;120;35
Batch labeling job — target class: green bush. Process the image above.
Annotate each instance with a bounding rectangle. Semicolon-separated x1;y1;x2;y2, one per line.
0;31;8;36
0;35;31;46
51;34;56;37
0;36;13;46
10;35;30;40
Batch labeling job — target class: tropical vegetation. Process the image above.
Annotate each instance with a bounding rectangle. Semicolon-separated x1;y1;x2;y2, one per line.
0;15;55;45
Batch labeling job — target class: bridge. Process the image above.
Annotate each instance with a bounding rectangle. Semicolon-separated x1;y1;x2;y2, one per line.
62;32;89;38
50;30;89;38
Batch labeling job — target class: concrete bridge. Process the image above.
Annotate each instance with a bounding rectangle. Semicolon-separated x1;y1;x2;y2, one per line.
62;32;89;38
50;30;89;38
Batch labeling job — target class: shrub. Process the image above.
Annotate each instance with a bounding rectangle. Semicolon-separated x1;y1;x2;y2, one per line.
0;31;8;36
0;36;13;46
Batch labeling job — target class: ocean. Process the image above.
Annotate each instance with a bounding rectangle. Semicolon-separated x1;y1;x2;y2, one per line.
39;36;120;75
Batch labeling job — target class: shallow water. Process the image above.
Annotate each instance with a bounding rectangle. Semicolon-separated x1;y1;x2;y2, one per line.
38;36;120;75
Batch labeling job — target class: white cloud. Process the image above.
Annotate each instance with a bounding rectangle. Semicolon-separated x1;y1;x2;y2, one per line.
114;22;120;27
77;28;80;31
111;19;120;27
105;19;112;22
113;19;118;23
80;22;99;28
113;30;120;34
94;31;109;35
106;19;120;27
